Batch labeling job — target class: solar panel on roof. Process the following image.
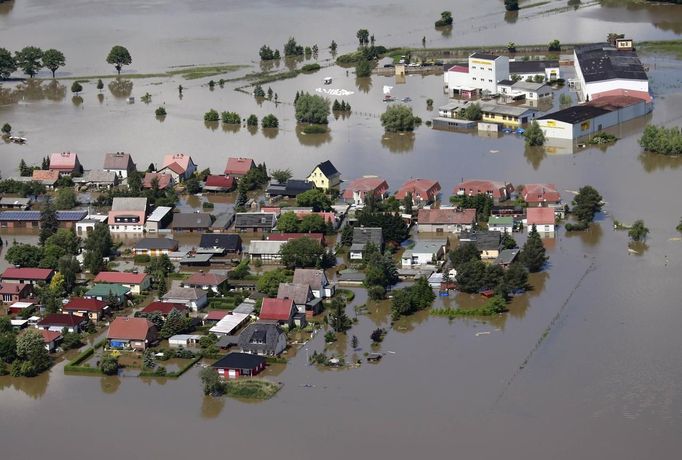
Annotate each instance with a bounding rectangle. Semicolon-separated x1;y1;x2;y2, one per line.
0;211;40;221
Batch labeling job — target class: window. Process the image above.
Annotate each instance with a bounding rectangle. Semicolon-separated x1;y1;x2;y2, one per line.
489;79;492;83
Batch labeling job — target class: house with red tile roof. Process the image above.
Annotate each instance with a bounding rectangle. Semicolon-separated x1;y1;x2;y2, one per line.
107;317;158;350
94;271;151;295
62;297;108;322
0;282;34;303
31;169;61;188
526;207;556;233
520;184;563;216
417;208;477;233
183;272;228;293
292;210;338;228
140;301;189;318
143;172;174;190
342;176;389;205
224;157;255;177
1;268;54;285
37;313;88;333
49;152;82;175
395;178;442;204
453;180;514;203
159;153;197;181
203;310;229;324
259;298;298;327
38;329;63;352
204;175;236;192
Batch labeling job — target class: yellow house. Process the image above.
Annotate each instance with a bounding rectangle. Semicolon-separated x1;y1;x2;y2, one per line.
479;102;538;127
307;160;341;191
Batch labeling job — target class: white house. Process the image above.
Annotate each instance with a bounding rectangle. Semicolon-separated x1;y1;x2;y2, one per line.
444;52;510;97
108;197;148;233
292;268;335;298
401;240;446;268
161;287;208;311
526;208;556;233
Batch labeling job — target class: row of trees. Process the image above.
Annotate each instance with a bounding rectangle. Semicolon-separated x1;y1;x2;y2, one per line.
0;46;65;79
0;321;51;377
639;124;682;156
259;38;321;60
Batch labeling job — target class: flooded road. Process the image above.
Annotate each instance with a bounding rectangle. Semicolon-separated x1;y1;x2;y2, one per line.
2;1;682;459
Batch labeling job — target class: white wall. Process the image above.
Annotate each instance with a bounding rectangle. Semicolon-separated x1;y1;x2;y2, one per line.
584;79;649;102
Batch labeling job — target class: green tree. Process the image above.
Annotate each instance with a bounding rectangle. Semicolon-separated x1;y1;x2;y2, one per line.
296;188;332;211
524;120;545;146
54;187;77;209
283;37;304;56
295;92;331;124
503;262;529;292
505;0;519;11
520;225;548;272
391;277;435;319
83;222;115;274
42;49;65;78
460;103;482;121
185;176;201;194
548;40;561;51
381;105;416;132
100;355;119;375
356;29;370;46
155;106;167;117
259;45;276;60
97;79;104;92
355;59;372;77
572;185;603;223
435;11;453;27
45;228;80;255
247;114;258;127
271;169;292;184
277;211;300;232
500;232;517;250
204;109;220;122
299;214;327;233
0;47;17;79
16;329;51;376
145;254;175;284
15;46;43;78
0;331;17;363
340;224;354;246
256;268;291;296
261;114;279;128
61;331;83;350
402;192;413;215
58;255;80;293
200;367;226;395
160;308;190;339
328;298;352;333
106;45;132;75
221;111;240;124
628;220;649;242
363;245;399;290
330;40;338;53
356;210;409;245
455;259;487;293
280;238;326;268
39;200;58;245
5;244;43;267
253;84;266;98
2;123;11;135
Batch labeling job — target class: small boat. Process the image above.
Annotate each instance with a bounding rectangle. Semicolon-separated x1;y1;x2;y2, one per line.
8;136;27;144
383;94;396;102
401;97;412;102
323;77;332;85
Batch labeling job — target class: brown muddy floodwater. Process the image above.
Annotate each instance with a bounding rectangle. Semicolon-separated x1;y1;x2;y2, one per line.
2;1;682;459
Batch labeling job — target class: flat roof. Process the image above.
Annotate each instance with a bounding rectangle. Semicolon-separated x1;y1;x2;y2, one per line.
575;43;647;83
479;102;537;117
147;206;173;222
538;105;611;124
209;312;250;335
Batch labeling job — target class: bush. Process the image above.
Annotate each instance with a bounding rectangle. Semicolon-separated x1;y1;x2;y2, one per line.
246;114;258;127
302;124;327;134
204;109;220;122
202;201;214;209
301;63;321;73
367;285;386;300
435;11;453;27
381;105;416;132
639;124;682;155
133;254;151;264
324;331;336;343
221;111;241;124
590;132;617;145
370;328;386;343
100;355;119;375
261;114;279;128
295;92;330;124
155;106;167;117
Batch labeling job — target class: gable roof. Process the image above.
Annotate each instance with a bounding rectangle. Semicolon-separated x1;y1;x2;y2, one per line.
248;239;286;255
143;172;173;189
454;180;514;200
418;208;477;225
63;297;107;313
204;310;229;321
313;160;339;178
267;233;324;245
199;233;242;251
352;227;383;246
80;169;117;184
2;267;54;281
259;298;296;321
32;169;61;184
204;175;235;189
238;321;285;354
112;197;148;212
162;287;206;301
292;268;328;291
140;301;188;315
39;329;63;344
95;271;149;285
509;60;559;74
277;282;313;305
234;212;276;229
172;213;213;229
212;352;266;370
37;313;87;327
108;317;155;341
0;210;87;222
395;178;441;200
0;282;32;295
225;157;255;176
134;237;179;251
526;207;555;226
266;179;314;197
103;152;135;171
342;176;389;200
85;283;131;297
184;272;228;287
49;152;80;170
521;184;561;204
162;154;194;173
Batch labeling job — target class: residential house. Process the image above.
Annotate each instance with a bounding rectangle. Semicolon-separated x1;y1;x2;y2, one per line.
395;179;442;204
179;253;213;267
143;172;174;190
134;237;179;256
159;153;197;181
94;271;151;295
454;180;514;203
140;301;189;318
509;59;560;82
265;179;314;198
237;321;287;356
1;268;54;285
260;297;301;327
497;80;552;102
350;227;383;260
103;152;136;179
0;282;34;303
520;183;563;215
75;170;118;189
168;334;202;348
342;176;389;205
292;268;335;298
495;248;520;268
7;301;35;315
204;175;236;192
234;212;277;232
75;214;108;235
400;240;447;268
198;233;242;255
161;287;208;311
144;206;174;233
210;211;236;233
0;210;87;229
49;152;82;175
526;207;556;233
183;272;228;293
62;297;108;322
0;197;31;210
277;282;314;313
212;352;266;379
417;208;477;233
31;169;61;189
107;317;158;351
460;231;502;259
307;160;341;191
488;216;514;233
248;240;286;263
171;212;213;232
108;197;148;233
203;310;229;325
83;284;130;307
39;329;63;352
37;313;87;333
224;157;255;177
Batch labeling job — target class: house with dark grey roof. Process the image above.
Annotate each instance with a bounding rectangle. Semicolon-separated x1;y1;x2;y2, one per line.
292;268;334;298
134;237;179;256
277;282;314;312
237;321;287;356
265;179;314;198
103;152;136;179
209;211;235;232
75;170;118;188
350;227;383;260
234;212;277;232
212;352;266;379
307;160;341;191
161;287;208;311
171;212;213;232
460;231;502;259
198;233;242;255
0;197;31;210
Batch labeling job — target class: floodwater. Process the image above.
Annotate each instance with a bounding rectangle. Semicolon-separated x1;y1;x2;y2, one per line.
2;1;682;459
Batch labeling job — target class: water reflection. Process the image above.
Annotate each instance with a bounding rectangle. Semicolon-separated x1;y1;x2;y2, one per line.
524;145;546;170
628;241;649;256
0;0;14;15
222;124;240;134
72;95;83;106
100;375;122;394
565;222;603;247
296;125;331;146
108;79;133;99
284;56;303;72
0;373;49;399
436;25;452;38
44;80;66;101
247;125;258;136
355;76;372;94
259;59;280;73
638;152;682;172
504;11;519;24
380;132;415;153
204;121;219;131
568;0;582;10
262;127;279;139
201;395;225;419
